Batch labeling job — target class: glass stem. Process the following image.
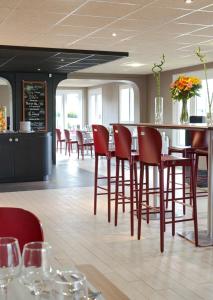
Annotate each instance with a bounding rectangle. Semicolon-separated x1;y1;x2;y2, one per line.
1;286;8;300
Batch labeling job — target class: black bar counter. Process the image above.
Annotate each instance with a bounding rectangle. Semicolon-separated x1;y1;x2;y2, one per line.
0;132;52;183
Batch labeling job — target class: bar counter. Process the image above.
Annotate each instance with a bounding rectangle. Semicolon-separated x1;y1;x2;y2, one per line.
0;131;51;183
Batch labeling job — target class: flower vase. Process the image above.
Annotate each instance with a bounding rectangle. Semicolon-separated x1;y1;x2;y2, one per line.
206;104;213;125
180;99;189;124
0;105;7;132
155;96;163;124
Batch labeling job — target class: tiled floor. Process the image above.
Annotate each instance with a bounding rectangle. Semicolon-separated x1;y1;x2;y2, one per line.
0;151;211;299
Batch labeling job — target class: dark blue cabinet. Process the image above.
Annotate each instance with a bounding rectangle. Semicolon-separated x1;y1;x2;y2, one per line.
0;132;51;182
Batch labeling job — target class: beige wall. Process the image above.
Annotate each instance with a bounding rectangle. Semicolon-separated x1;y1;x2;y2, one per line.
147;62;213;123
87;81;140;126
101;82;119;125
68;61;213;125
69;72;148;123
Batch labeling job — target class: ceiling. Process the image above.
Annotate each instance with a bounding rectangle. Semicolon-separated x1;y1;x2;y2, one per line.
0;45;127;73
0;0;213;74
58;78;117;87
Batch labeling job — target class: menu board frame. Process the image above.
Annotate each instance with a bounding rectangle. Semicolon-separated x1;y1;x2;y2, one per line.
22;80;47;132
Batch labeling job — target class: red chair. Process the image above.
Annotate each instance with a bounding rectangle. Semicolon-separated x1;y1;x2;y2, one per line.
92;125;115;222
0;207;44;253
168;130;208;158
167;130;208;208
113;125;139;236
64;129;78;156
137;126;198;252
56;128;65;153
76;130;94;160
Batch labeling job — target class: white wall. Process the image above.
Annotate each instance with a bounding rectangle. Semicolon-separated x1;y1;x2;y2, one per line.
87;81;140;126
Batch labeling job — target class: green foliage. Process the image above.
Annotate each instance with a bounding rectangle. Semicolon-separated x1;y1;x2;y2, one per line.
67;112;77;118
152;54;165;98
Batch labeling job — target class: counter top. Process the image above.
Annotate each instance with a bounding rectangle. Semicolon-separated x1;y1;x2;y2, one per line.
110;122;213;130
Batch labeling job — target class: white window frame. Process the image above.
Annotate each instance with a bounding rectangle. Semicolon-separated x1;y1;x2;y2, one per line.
119;85;134;123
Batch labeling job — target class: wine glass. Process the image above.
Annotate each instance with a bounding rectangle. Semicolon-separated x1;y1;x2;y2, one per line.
0;237;21;300
19;241;54;298
52;270;88;300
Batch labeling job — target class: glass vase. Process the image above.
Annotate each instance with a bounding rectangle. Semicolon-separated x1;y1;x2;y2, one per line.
155;96;163;124
180;99;189;124
206;104;213;125
0;106;7;132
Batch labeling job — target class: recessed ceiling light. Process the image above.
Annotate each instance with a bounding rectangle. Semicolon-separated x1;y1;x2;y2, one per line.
123;62;146;68
185;0;193;4
112;33;117;37
37;68;41;71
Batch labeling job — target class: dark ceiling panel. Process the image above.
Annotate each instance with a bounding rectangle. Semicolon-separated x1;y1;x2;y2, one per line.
0;45;128;74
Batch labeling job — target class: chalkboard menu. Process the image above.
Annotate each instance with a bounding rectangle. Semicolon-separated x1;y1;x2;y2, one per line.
22;81;47;131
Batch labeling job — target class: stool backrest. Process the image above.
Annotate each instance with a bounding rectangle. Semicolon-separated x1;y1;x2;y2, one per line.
92;125;109;155
56;128;62;141
76;130;84;145
137;126;162;165
64;129;71;141
113;125;132;160
0;207;44;253
191;130;208;148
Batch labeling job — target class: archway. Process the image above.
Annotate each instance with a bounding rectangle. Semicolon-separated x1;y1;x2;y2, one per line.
0;77;13;130
53;77;141;165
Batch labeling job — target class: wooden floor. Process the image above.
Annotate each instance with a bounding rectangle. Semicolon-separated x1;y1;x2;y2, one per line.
0;152;212;300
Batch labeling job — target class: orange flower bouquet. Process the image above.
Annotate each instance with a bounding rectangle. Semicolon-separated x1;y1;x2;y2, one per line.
170;75;201;123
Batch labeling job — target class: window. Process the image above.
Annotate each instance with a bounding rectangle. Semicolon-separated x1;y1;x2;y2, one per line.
119;86;134;122
56;90;83;130
56;95;63;129
88;88;102;125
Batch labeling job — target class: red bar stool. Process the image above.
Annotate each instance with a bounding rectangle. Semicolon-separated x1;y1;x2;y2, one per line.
167;130;208;209
137;126;198;252
168;130;208;158
56;128;65;153
113;125;139;236
64;129;78;156
76;130;94;159
92;125;115;222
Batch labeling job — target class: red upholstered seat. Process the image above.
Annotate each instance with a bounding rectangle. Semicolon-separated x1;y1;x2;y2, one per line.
0;207;44;253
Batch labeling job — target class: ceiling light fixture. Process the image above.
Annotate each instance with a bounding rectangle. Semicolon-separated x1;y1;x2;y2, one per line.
112;33;117;37
185;0;193;4
37;68;41;71
123;62;146;68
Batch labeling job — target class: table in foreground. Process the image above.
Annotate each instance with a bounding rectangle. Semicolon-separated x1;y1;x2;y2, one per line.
6;264;129;300
77;265;129;300
111;122;213;247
